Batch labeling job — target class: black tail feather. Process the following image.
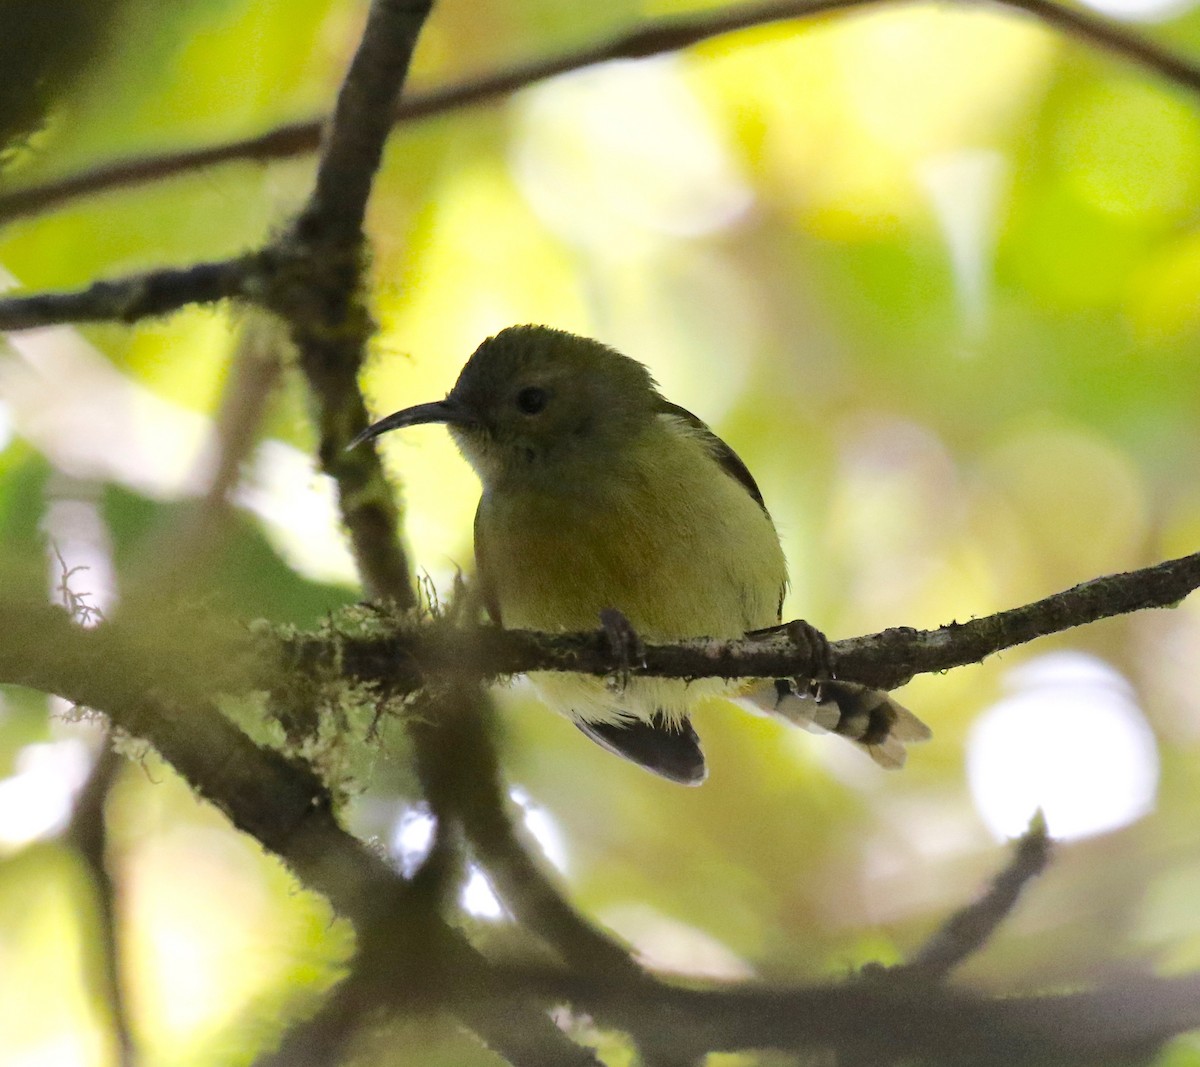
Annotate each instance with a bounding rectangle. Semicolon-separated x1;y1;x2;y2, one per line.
576;713;707;785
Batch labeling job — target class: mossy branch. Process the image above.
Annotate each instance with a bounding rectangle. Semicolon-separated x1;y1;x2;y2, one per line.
285;549;1200;694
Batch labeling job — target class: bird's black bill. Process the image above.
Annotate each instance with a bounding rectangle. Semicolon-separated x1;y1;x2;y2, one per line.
347;398;471;451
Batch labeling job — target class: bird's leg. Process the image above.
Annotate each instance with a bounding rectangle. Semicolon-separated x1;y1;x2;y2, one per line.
782;614;830;691
599;607;646;693
743;617;836;708
783;617;834;706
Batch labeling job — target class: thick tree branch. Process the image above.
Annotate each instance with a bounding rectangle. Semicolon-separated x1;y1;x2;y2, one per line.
1;0;1195;1059
1;0;1199;226
0;599;606;1067
0;593;1192;1065
259;682;651;1067
496;964;1200;1065
0;5;432;605
410;684;648;985
250;4;612;1060
300;550;1200;694
253;9;641;1059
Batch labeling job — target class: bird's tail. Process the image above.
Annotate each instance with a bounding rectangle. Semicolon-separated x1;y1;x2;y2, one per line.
742;678;931;769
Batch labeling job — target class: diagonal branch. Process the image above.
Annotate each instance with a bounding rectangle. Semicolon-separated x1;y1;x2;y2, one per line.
0;599;605;1067
2;0;1199;226
409;683;696;1067
410;683;647;984
3;0;1200;340
267;0;434;608
888;813;1052;982
293;0;433;248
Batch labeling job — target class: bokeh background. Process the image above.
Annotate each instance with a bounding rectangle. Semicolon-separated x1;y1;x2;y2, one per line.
3;0;1200;1063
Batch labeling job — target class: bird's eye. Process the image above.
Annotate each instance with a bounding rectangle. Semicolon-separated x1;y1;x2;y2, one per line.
515;386;548;415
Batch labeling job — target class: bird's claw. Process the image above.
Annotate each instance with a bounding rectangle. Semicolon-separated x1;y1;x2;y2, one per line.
783;618;834;703
599;607;646;692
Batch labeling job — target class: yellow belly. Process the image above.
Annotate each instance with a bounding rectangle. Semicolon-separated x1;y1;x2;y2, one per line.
476;427;787;724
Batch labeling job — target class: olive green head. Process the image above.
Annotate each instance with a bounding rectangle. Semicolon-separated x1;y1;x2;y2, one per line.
352;325;660;485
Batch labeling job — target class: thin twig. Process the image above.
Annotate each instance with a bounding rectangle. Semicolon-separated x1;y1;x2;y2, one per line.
838;816;1053;1066
62;744;136;1067
1;0;1199;226
0;123;322;226
295;549;1200;694
201;313;287;508
122;313;287;598
891;813;1052;982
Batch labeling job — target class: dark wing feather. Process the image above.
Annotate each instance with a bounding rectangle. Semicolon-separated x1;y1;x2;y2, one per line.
655;399;768;514
576;713;707;785
473;501;503;624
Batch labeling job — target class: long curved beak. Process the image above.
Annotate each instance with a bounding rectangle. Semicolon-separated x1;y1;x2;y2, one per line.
347;397;473;451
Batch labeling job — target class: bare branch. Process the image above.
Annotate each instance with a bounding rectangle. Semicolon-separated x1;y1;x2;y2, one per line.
410;683;646;984
889;814;1052;982
0;7;433;607
392;0;1200;107
294;0;433;247
2;0;1199;226
0;254;261;331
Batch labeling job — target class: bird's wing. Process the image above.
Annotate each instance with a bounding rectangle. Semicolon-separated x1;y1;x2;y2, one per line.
655;399;768;514
575;713;707;785
656;398;785;619
473;500;503;624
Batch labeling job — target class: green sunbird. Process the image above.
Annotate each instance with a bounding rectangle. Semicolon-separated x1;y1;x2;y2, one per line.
354;325;929;784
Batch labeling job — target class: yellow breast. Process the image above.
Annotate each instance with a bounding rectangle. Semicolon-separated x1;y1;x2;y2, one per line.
474;418;787;724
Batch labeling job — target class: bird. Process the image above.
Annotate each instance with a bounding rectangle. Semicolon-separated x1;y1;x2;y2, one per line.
352;325;930;784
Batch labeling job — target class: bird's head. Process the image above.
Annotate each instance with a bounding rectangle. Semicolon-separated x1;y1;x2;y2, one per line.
351;325;659;486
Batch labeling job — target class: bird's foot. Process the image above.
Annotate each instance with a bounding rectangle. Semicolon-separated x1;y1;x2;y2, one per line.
599;607;646;692
783;618;834;701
